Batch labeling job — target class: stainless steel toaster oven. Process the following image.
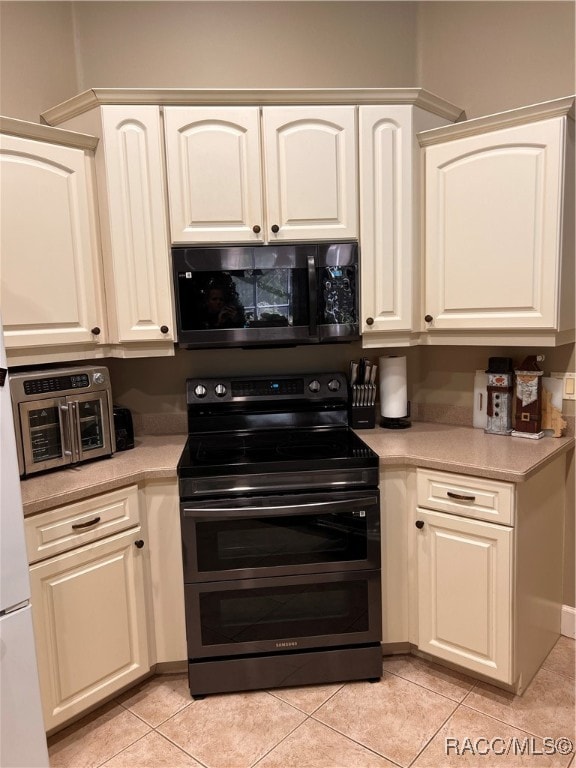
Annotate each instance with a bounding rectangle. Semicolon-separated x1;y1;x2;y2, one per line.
9;365;115;477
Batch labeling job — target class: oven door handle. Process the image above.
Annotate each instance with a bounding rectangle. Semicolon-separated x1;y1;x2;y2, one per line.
182;496;377;517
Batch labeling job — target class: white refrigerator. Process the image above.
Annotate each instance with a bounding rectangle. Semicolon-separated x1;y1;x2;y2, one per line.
0;317;49;767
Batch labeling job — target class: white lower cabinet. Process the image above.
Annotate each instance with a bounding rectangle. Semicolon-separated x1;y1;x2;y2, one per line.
416;507;513;683
142;480;187;665
381;458;566;692
25;487;150;732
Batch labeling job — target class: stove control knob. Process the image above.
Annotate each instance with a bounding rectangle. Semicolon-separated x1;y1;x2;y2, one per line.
92;372;105;385
327;379;341;392
194;384;207;399
309;380;321;393
214;383;227;398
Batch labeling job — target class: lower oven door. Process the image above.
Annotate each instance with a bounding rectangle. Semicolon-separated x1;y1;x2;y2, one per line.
185;569;381;658
180;490;380;581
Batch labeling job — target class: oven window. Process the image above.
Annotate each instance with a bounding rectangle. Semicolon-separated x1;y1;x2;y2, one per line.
176;268;310;331
196;512;368;573
28;406;63;463
199;580;369;646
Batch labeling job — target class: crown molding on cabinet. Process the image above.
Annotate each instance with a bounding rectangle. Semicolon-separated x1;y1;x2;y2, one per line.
0;116;99;150
417;95;575;147
39;87;465;126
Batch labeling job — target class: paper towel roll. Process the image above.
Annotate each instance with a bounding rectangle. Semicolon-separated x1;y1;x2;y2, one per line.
379;356;408;419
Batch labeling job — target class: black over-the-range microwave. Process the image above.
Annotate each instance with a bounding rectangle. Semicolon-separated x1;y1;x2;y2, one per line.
171;242;359;349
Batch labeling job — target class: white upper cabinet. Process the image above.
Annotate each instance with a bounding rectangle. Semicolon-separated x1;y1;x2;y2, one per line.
420;98;575;346
359;106;451;347
164;105;358;243
57;106;175;356
262;106;357;242
0;127;107;364
164;107;264;244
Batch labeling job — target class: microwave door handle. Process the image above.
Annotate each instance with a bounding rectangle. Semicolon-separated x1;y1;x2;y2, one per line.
307;252;318;337
59;404;74;461
182;496;377;518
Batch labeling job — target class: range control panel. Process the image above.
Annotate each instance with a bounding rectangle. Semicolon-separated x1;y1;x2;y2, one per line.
186;373;348;404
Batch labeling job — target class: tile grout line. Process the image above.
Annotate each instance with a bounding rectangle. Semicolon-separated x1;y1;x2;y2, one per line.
150;726;212;768
405;695;464;767
380;665;477;704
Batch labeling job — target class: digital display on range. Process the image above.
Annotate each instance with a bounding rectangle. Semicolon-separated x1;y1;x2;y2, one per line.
231;379;304;397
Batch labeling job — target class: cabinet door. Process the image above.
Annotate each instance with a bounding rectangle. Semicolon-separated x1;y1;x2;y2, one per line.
416;508;513;683
262;107;357;241
29;527;150;731
164;107;264;244
144;480;186;664
424;117;565;331
359;107;414;342
100;107;174;343
0;135;105;351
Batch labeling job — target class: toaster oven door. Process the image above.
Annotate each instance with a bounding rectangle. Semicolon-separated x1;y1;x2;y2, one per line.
66;391;113;463
19;397;72;475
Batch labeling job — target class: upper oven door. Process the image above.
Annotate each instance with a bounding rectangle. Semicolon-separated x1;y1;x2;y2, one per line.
172;245;316;348
180;490;380;582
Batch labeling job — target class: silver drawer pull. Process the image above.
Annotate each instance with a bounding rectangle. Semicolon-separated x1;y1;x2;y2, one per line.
71;516;101;530
447;491;476;502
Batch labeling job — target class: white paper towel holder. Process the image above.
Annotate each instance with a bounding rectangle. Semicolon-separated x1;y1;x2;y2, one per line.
380;403;411;430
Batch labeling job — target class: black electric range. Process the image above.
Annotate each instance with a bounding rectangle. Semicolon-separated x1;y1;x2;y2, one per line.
176;372;382;698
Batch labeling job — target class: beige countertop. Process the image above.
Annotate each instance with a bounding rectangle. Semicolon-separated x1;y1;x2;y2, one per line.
21;424;574;516
21;434;186;516
356;422;574;482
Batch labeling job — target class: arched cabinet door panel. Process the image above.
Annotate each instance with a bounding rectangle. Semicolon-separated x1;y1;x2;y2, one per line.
0;134;106;351
164;107;264;244
424;117;566;331
263;106;358;242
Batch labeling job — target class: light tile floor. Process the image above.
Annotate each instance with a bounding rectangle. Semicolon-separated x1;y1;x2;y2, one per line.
48;636;575;768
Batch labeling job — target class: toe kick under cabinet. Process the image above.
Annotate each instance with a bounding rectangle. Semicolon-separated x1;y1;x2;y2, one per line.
382;458;566;694
24;486;151;732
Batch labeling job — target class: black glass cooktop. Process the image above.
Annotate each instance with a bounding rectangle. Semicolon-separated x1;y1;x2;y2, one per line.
178;427;378;478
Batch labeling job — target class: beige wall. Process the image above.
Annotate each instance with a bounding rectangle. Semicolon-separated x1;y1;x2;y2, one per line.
417;1;575;119
73;1;418;90
0;2;78;121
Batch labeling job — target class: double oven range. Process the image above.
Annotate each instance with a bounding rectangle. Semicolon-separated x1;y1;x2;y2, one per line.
177;373;382;698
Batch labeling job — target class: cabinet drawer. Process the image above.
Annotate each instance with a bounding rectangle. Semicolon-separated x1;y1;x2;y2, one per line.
416;469;514;525
25;485;139;564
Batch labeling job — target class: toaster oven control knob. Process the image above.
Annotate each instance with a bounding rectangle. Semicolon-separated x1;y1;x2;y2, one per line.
214;383;227;398
92;372;105;385
327;379;341;392
309;379;321;393
194;384;207;399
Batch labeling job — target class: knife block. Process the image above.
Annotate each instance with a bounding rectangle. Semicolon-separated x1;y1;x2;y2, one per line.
349;385;376;429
